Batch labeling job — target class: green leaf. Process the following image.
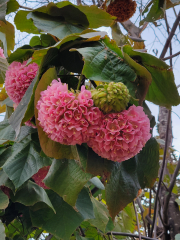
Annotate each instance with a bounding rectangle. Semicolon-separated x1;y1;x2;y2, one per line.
0;0;7;22
140;0;165;25
8;45;34;63
11;180;55;212
27;11;86;39
14;10;39;34
0;221;5;240
89;177;105;190
0;21;15;57
34;67;74;160
6;0;19;15
0;189;9;209
122;52;152;105
0;170;15;192
88;197;109;233
9;72;39;136
123;45;180;108
44;159;92;206
30;190;83;240
142;101;156;129
175;234;180;240
111;22;129;46
75;41;137;98
76;188;95;220
2;135;52;189
0;56;8;83
105;158;141;220
30;34;56;48
136;138;159;188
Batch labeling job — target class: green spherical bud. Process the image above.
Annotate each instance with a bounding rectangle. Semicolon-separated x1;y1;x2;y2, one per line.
91;82;131;113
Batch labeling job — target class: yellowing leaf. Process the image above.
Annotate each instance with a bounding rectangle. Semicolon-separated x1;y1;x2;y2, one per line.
0;87;8;101
0;104;6;113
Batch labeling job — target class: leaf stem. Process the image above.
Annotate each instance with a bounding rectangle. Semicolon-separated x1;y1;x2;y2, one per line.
77;74;83;90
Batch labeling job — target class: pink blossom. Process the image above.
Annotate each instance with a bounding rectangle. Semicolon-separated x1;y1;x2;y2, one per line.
5;61;38;104
37;80;103;145
32;166;50;189
87;105;151;162
0;47;5;58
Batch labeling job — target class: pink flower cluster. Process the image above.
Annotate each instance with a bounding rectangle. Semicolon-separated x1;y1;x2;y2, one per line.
32;166;50;189
0;47;5;58
5;61;38;104
87;105;151;162
37;80;103;145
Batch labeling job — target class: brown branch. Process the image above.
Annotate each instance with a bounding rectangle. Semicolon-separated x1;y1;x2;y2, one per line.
162;51;180;61
46;234;53;240
164;13;173;66
134;201;142;240
19;4;33;10
150;110;171;236
107;232;158;240
136;198;147;236
163;157;180;225
160;11;180;59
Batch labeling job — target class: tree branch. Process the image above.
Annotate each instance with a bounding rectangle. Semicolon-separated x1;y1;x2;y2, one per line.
19;4;33;10
134;200;142;240
162;51;180;61
160;11;180;59
107;232;158;240
150;110;171;236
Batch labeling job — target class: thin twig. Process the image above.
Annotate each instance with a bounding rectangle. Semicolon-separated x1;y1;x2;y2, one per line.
19;4;33;10
107;232;158;240
134;200;142;240
160;11;180;59
162;51;180;61
136;198;147;236
164;13;173;66
150;111;171;236
46;234;53;240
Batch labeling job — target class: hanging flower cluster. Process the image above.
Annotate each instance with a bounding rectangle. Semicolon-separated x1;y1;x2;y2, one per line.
5;61;38;104
0;47;5;58
32;166;50;189
37;80;103;145
87;105;151;162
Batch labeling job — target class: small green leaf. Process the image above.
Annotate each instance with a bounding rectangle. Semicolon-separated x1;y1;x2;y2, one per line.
34;67;74;160
30;34;56;48
76;188;95;220
8;45;34;63
6;0;19;15
88;197;109;233
0;221;5;239
14;10;39;34
11;180;55;212
0;56;8;84
0;189;9;209
44;159;92;206
89;177;105;190
175;234;180;240
30;190;83;240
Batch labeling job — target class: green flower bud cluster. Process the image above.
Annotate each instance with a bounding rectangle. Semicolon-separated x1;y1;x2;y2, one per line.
91;82;131;113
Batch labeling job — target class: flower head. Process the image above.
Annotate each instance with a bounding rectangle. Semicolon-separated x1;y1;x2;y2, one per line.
5;61;38;104
37;80;103;145
87;105;151;162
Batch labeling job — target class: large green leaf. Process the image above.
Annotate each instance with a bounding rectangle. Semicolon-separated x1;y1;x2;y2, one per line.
27;11;86;39
88;197;109;233
0;0;7;22
9;73;39;136
0;56;8;83
30;190;83;240
14;10;39;34
11;180;55;212
136;138;159;188
75;41;137;98
105;158;141;220
8;45;34;63
0;170;15;192
76;188;95;220
2;135;52;189
34;67;74;160
0;20;15;57
44;159;92;206
0;189;9;209
123;45;180;108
